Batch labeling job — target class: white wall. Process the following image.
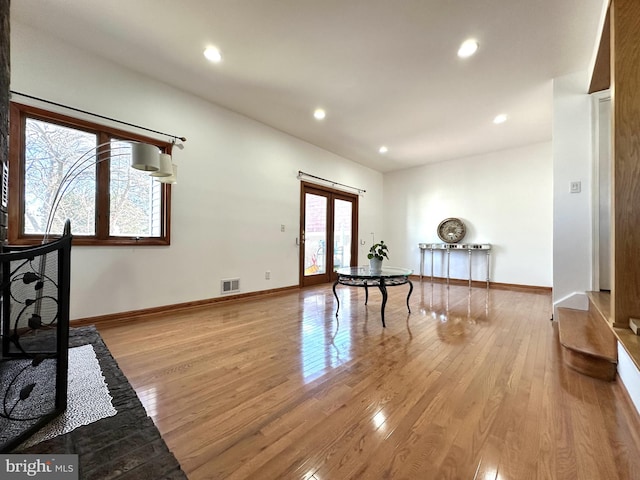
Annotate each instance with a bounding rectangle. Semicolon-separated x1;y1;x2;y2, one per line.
11;23;384;319
552;71;593;309
383;142;553;287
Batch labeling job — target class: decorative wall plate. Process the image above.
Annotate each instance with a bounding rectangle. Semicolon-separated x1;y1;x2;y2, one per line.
437;217;466;243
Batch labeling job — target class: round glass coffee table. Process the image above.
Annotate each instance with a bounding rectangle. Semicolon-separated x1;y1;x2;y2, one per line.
332;266;413;327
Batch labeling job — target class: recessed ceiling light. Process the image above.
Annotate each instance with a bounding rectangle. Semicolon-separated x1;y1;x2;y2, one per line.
313;108;326;120
204;46;222;63
458;39;479;58
379;146;388;154
493;114;508;124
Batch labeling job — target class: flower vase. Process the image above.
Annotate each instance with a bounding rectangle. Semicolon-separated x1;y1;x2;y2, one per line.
369;258;383;274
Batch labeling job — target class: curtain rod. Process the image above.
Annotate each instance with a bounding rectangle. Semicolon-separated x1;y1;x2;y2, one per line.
297;170;366;194
10;91;187;143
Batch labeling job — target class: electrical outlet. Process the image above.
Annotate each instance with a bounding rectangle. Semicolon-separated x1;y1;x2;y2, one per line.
265;271;271;280
281;224;285;232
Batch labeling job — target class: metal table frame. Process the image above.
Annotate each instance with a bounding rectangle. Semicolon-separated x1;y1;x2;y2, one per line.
418;243;491;287
333;266;413;327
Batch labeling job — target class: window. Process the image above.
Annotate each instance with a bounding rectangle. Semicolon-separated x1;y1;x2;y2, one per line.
9;102;171;245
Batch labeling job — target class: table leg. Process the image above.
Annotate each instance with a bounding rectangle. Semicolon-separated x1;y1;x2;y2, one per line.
364;280;369;305
468;249;472;288
486;251;491;288
430;248;434;283
378;278;388;328
406;279;413;313
420;249;424;281
447;249;451;285
332;280;340;316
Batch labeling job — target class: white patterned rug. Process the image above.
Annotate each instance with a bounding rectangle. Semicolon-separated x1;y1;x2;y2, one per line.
18;344;117;449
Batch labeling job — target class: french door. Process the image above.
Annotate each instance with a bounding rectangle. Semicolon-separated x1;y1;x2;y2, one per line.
300;182;358;286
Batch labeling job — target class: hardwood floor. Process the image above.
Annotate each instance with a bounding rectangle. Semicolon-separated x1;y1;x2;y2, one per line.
98;282;640;479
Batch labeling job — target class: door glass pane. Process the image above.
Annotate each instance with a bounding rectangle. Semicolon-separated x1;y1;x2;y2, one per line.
109;140;162;237
333;199;352;269
23;118;97;235
304;193;327;276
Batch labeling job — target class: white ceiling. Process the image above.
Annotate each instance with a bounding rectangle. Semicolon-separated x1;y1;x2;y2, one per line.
10;0;605;173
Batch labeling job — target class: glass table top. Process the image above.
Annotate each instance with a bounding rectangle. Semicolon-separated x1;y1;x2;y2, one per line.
335;266;413;278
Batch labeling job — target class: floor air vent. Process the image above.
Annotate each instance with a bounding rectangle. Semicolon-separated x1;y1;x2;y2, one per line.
221;278;240;294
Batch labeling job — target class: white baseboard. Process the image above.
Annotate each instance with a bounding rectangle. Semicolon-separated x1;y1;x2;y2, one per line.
553;291;589;311
617;343;640;416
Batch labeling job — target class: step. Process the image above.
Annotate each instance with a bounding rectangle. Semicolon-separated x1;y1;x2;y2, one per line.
587;290;610;321
557;306;617;381
588;290;640;373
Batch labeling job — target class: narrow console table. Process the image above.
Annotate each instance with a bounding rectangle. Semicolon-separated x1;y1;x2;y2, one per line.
333;266;413;327
418;243;491;287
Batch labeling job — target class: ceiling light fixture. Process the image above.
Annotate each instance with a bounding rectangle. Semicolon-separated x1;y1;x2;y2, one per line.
379;146;388;154
493;114;508;124
204;46;222;63
313;108;326;120
457;39;479;58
